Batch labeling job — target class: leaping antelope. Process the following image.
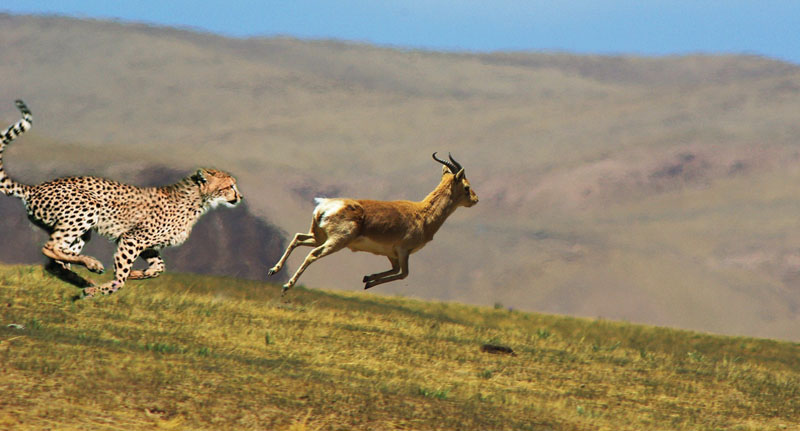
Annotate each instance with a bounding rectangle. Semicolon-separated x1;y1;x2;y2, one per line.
268;153;478;294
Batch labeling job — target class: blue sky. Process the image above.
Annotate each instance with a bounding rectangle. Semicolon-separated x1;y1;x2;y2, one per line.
3;1;799;64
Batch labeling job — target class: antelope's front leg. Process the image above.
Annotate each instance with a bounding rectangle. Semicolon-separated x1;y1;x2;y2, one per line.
128;249;165;280
363;257;400;283
364;252;409;290
82;237;144;298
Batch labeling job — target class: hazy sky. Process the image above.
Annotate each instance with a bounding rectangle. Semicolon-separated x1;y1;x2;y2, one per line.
3;1;799;64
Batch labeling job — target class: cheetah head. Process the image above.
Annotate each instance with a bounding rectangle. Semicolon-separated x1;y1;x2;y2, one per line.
192;168;243;208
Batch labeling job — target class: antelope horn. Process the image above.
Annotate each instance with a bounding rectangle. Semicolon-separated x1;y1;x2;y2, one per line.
432;152;459;174
448;153;463;172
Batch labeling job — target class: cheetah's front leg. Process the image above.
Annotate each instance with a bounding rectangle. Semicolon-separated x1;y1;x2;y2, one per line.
82;236;144;298
128;249;165;280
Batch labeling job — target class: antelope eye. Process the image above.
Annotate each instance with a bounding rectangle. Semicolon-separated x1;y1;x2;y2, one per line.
464;185;470;192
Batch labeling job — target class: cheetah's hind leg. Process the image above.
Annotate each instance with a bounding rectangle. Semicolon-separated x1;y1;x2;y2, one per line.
41;225;104;274
43;230;98;288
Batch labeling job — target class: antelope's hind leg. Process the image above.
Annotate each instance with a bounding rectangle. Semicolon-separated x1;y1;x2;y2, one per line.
282;232;354;295
268;232;317;277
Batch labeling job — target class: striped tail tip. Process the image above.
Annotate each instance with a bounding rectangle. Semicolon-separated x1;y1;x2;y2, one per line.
14;100;32;122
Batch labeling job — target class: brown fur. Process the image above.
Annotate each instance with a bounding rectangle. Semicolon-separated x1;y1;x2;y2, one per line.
269;154;478;294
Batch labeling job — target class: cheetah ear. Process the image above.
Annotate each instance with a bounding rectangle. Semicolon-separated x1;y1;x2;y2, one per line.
192;169;208;185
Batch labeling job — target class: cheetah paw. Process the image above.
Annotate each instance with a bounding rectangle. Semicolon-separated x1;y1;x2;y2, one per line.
80;286;99;299
100;280;123;295
84;259;105;274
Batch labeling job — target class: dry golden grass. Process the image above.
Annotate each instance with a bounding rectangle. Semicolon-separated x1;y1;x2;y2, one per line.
1;264;798;430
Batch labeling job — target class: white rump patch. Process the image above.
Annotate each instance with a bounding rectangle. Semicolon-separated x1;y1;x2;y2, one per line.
313;198;346;227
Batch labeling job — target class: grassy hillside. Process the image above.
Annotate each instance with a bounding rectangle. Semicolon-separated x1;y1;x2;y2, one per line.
3;14;800;341
1;265;798;430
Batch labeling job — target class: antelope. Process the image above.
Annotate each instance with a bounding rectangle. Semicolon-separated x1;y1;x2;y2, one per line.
268;153;478;294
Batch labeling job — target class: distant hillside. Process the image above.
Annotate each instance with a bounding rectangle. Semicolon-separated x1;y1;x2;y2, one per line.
1;265;798;430
2;13;800;340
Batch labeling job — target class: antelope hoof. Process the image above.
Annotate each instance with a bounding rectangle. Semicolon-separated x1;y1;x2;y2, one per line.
267;267;278;277
281;283;291;296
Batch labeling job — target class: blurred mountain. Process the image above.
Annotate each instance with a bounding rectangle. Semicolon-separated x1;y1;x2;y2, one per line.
2;14;800;340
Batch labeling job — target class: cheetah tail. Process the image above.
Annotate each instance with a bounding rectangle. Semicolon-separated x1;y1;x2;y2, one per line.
0;100;33;198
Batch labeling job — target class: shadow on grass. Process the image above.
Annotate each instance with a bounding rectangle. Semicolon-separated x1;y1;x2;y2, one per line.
7;324;308;374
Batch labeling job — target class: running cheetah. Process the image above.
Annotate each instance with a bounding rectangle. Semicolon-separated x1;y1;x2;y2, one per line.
1;100;243;298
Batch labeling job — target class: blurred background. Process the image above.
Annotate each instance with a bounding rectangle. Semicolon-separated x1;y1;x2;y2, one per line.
1;2;799;340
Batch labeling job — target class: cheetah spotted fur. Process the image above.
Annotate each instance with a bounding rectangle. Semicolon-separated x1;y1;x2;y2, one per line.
1;100;243;298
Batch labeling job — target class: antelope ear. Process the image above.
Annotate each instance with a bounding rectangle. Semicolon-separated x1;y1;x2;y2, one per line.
442;165;451;176
192;169;208;185
454;168;465;181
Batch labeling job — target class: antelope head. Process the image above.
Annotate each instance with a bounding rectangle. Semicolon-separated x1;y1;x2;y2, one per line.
432;152;479;208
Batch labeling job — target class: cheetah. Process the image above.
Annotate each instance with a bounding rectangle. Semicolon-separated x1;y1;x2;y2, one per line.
1;100;243;298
